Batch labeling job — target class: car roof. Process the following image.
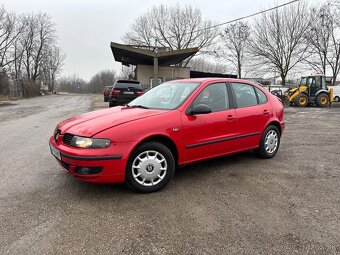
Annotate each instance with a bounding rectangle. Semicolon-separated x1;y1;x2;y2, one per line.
115;79;140;84
167;77;253;84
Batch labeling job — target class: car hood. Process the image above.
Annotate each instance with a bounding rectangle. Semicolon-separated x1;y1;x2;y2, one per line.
57;106;167;137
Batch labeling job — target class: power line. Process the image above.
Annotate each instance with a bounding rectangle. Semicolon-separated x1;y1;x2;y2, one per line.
206;0;299;30
167;0;300;38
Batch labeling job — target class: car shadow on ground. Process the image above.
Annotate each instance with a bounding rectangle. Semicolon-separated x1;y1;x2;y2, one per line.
63;151;260;196
173;151;258;181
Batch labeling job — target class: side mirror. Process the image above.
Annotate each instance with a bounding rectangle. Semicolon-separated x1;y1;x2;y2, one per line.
189;104;212;115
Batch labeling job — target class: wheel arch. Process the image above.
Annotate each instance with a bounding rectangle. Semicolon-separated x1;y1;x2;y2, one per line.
129;135;179;166
267;121;282;136
298;91;309;97
315;90;329;97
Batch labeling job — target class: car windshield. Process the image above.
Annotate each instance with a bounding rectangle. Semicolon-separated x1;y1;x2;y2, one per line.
128;82;200;110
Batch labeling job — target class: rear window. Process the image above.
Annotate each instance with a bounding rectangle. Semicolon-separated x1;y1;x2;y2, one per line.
114;82;142;89
255;87;268;104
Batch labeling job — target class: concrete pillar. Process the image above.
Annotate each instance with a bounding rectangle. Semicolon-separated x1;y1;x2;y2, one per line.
153;56;158;87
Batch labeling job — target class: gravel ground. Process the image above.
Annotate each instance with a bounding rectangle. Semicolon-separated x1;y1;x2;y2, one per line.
0;94;339;255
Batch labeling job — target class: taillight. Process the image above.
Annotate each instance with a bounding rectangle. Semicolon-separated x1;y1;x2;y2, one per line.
112;90;120;95
137;91;144;96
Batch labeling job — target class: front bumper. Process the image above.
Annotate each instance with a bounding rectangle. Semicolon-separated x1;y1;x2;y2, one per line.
49;136;131;183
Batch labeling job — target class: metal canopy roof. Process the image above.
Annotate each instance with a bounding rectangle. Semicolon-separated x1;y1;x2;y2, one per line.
110;42;198;66
190;70;237;78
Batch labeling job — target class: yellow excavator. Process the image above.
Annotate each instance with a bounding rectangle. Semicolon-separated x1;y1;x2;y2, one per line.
284;74;333;107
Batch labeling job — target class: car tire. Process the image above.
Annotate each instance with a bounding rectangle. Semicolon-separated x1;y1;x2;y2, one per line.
257;125;280;159
294;93;308;107
315;93;329;107
333;96;340;102
126;142;175;193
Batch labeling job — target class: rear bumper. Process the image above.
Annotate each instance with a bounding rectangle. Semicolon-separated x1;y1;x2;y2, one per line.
110;96;137;105
49;137;131;183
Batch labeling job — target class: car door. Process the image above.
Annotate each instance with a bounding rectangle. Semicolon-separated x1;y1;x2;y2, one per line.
182;82;237;163
230;82;271;151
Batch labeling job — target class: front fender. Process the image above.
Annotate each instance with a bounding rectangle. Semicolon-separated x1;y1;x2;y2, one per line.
315;89;329;97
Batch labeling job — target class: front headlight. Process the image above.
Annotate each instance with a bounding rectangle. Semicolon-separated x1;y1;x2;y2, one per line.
70;136;110;148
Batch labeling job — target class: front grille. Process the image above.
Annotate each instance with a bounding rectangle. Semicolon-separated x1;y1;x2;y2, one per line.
63;133;74;145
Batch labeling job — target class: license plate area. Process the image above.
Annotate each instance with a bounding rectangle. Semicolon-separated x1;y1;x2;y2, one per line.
50;143;61;160
124;91;134;95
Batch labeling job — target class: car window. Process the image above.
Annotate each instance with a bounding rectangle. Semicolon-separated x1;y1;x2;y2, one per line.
114;82;142;89
255;87;267;104
231;83;258;108
192;83;229;112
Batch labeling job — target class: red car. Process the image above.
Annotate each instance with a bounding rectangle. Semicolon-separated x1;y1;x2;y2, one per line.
103;86;112;102
49;78;284;192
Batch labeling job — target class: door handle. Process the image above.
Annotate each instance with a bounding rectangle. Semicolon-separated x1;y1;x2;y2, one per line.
263;110;269;115
227;115;235;121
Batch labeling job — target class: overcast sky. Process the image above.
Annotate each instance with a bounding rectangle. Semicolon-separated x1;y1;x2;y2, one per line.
2;0;325;80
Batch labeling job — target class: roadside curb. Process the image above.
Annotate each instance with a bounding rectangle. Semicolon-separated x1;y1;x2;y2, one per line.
0;101;18;106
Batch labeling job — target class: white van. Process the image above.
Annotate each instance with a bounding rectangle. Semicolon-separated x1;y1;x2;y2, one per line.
332;85;340;102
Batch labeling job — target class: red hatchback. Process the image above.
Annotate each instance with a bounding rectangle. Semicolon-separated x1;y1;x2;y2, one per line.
103;86;112;102
49;78;284;192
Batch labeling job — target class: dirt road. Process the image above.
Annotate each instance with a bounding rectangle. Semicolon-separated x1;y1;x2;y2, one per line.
0;94;339;254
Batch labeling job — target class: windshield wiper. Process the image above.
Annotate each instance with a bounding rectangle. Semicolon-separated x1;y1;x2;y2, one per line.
127;104;149;109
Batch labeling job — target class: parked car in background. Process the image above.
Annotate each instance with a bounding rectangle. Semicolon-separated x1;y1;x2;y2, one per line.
103;86;113;102
49;78;284;193
109;80;144;107
332;85;340;102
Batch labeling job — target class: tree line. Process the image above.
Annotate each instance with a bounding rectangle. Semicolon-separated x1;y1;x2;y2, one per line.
0;6;64;96
123;2;340;86
57;66;133;94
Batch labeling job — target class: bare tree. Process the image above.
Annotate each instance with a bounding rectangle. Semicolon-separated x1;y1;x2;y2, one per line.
0;7;23;69
305;2;340;85
123;4;219;66
20;12;57;82
305;4;331;75
88;70;117;93
249;3;310;85
189;56;229;74
41;46;65;92
12;34;25;79
326;4;340;85
58;75;87;93
220;22;250;78
118;66;134;80
0;6;64;97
